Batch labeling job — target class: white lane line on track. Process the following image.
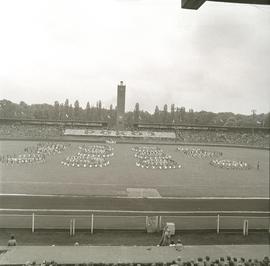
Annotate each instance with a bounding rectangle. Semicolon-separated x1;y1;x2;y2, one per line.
0;193;269;200
0;208;269;214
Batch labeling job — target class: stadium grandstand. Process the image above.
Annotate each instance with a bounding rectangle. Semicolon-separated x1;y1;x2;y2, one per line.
1;118;269;148
134;122;269;148
0;118;108;128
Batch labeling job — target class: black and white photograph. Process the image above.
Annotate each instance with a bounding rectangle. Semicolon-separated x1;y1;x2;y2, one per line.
0;0;269;265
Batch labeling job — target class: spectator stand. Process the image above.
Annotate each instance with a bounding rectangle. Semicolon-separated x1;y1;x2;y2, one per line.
0;119;269;148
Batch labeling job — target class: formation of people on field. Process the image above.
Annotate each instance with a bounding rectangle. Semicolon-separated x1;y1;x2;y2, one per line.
132;146;181;170
24;142;67;155
61;144;113;168
210;159;250;170
0;152;45;165
177;146;251;170
133;146;170;159
0;142;67;166
79;144;114;158
177;147;222;159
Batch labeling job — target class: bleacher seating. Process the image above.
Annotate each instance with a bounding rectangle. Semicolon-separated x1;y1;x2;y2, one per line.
0;123;269;148
0;124;62;138
175;129;269;148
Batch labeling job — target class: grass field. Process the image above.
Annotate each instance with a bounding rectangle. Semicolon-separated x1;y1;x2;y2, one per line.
0;140;269;197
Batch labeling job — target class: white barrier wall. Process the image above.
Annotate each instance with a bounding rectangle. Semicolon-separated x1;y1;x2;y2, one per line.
64;129;176;139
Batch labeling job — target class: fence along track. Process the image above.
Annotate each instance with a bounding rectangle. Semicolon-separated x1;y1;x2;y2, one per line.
0;209;269;232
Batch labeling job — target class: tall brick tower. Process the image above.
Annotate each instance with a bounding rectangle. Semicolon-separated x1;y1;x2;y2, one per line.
116;81;126;130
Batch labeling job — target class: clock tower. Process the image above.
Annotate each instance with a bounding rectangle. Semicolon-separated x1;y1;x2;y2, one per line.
116;81;126;130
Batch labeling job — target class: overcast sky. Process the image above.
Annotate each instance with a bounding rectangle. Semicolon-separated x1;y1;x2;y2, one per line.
0;0;269;115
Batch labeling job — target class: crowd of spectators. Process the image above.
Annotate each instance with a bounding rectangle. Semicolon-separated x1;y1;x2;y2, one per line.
21;256;270;266
175;130;269;147
0;124;269;148
0;124;63;138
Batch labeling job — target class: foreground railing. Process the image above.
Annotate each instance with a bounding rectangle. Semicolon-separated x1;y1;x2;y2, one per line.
0;209;269;236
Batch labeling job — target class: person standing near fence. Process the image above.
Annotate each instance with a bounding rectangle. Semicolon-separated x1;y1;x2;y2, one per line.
158;225;171;246
7;235;17;246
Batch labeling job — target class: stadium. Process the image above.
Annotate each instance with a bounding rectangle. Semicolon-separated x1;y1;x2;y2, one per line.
0;111;269;264
0;0;270;265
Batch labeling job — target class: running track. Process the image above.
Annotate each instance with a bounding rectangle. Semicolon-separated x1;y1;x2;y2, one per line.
0;195;269;216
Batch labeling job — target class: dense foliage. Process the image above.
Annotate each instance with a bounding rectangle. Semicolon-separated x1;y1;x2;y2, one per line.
0;99;269;127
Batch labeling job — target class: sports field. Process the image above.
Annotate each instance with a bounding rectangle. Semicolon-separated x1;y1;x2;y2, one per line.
0;140;269;198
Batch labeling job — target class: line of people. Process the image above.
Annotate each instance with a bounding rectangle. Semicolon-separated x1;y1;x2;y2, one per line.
209;159;250;170
177;147;222;159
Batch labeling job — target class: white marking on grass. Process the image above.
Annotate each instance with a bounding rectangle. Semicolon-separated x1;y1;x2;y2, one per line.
126;188;161;198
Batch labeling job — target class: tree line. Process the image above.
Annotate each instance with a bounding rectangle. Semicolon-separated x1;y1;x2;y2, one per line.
0;99;269;128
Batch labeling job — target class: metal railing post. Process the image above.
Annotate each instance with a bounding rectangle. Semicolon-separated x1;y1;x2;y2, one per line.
72;219;75;236
243;220;248;236
69;219;73;236
217;214;220;234
32;213;35;233
158;216;162;231
91;214;94;235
